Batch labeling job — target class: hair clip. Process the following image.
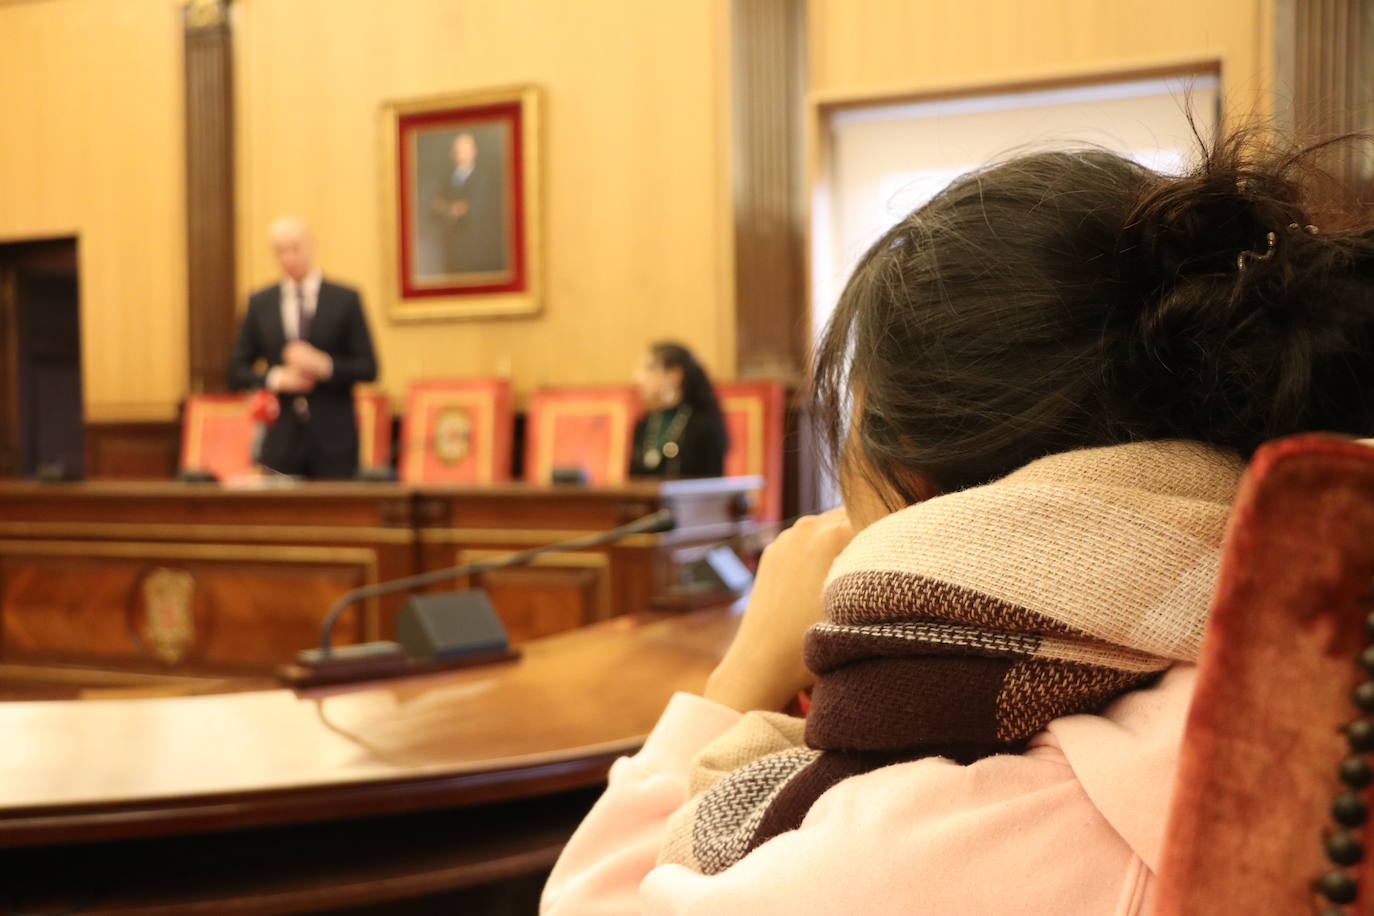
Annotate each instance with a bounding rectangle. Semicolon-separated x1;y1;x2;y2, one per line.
1237;231;1277;271
1288;222;1320;235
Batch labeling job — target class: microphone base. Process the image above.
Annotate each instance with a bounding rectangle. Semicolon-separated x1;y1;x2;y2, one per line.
277;642;520;689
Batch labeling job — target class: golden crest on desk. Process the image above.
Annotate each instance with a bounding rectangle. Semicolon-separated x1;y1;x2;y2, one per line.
433;407;474;465
136;567;197;665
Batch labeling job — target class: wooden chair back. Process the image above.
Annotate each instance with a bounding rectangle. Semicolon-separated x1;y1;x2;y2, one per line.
1153;436;1374;913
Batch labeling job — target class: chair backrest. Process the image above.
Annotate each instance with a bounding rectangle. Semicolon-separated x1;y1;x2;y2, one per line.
399;379;514;484
354;389;393;471
523;386;640;486
717;380;786;521
1152;435;1374;914
180;393;257;480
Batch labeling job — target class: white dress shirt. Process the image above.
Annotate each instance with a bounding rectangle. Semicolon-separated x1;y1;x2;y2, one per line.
280;268;321;341
266;269;332;392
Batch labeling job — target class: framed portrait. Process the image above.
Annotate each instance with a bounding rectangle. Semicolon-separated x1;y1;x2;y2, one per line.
381;86;542;321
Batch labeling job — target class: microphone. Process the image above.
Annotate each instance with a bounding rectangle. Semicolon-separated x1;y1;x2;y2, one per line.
280;509;676;687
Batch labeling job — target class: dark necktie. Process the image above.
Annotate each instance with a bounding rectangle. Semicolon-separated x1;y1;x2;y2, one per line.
296;283;311;341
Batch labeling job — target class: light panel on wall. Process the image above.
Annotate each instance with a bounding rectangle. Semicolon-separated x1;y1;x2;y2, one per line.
814;74;1221;342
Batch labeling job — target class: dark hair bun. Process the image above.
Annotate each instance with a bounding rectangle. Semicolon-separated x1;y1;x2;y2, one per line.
1109;134;1374;453
812;127;1374;499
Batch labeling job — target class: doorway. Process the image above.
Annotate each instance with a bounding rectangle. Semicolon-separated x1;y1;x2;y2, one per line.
0;238;83;478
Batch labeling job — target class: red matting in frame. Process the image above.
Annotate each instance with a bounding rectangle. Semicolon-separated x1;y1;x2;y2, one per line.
354;390;393;471
718;380;786;521
181;394;257;481
396;101;527;300
399;379;514;484
524;387;641;486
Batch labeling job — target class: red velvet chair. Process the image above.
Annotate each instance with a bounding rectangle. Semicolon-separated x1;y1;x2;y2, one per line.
399;379;514;484
524;386;640;485
717;380;786;521
354;390;393;472
1152;436;1374;913
180;393;258;481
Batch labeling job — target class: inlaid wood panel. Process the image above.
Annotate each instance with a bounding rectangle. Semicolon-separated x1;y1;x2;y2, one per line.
0;547;374;669
0;478;755;674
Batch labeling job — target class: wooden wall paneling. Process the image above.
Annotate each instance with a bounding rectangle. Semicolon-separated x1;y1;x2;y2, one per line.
234;0;734;404
466;550;610;643
731;0;808;384
806;0;1270;121
729;1;814;515
0;482;418;671
0;265;18;476
0;479;750;671
84;420;180;479
0;543;376;670
1273;0;1374;199
0;0;187;422
185;0;237;395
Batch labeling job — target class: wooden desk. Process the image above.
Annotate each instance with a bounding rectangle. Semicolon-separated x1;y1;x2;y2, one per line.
0;606;739;914
0;605;738;845
0;478;754;672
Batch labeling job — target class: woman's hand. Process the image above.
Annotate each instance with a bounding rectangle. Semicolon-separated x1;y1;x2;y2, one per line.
704;509;855;713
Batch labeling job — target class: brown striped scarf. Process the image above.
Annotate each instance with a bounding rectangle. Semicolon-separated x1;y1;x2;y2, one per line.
660;440;1243;874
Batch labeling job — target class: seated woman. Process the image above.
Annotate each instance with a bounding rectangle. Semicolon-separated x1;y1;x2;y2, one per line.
543;133;1374;914
630;342;728;478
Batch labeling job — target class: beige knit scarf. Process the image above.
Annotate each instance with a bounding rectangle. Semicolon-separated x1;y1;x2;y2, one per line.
659;440;1243;874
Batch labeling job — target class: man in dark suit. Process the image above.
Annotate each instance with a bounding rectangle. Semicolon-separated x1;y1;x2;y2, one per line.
429;132;506;274
227;217;378;479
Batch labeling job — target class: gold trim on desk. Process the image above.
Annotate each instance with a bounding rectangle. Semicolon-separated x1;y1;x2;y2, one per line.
0;541;382;640
0;522;415;546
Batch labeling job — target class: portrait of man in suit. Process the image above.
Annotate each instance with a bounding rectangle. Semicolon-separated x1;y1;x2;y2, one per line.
226;217;378;479
386;90;539;320
411;125;510;281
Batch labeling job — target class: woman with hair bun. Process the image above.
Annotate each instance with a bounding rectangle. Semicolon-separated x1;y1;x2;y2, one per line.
630;342;728;479
542;131;1374;915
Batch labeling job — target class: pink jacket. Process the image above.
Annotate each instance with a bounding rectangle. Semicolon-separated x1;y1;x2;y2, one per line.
541;665;1194;915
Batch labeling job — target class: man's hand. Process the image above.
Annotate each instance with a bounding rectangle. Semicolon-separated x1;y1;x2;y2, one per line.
283;340;332;380
271;365;317;394
704;509;855;713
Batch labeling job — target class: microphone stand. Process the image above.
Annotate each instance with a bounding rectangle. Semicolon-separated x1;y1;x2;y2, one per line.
279;509;676;687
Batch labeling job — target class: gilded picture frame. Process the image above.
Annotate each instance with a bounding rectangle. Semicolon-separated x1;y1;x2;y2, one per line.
381;85;543;321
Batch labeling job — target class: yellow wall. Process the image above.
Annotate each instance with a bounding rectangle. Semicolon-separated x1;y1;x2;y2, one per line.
808;0;1272;118
0;0;1277;420
234;0;734;404
0;0;187;421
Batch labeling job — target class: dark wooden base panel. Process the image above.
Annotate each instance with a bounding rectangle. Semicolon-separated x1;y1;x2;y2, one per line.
0;788;598;916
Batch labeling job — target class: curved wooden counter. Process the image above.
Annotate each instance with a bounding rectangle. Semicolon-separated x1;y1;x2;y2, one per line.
0;604;739;847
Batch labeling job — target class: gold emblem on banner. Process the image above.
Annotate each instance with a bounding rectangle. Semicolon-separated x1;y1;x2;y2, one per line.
433;407;474;466
139;568;197;665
